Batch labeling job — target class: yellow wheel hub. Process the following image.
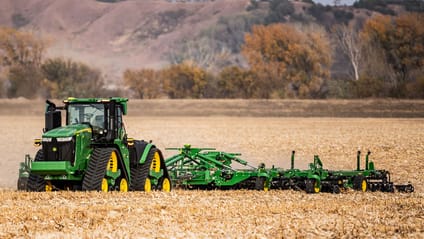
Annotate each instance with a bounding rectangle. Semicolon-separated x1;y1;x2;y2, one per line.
144;178;152;192
314;181;321;193
107;151;118;173
264;181;269;192
361;179;367;192
101;178;109;192
120;178;128;192
161;178;171;192
45;181;53;191
150;151;161;173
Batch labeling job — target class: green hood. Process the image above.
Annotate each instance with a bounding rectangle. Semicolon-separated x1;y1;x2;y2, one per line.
43;124;92;138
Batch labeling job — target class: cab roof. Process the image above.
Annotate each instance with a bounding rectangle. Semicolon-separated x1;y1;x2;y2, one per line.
63;97;128;115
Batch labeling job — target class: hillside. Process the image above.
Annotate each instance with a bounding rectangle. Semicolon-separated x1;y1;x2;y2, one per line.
0;0;419;89
0;0;251;85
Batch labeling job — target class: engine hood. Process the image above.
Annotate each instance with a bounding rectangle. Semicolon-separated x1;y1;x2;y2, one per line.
43;124;92;138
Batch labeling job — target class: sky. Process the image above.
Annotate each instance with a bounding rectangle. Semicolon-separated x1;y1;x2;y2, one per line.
313;0;356;6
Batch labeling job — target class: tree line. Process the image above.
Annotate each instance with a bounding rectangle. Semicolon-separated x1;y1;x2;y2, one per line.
0;28;107;98
125;12;424;99
0;7;423;99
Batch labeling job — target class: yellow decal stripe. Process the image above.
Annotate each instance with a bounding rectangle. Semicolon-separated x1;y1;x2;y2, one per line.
76;128;92;134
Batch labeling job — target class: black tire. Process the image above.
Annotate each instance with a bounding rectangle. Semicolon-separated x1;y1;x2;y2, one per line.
369;183;378;192
279;179;290;190
17;177;28;191
27;150;46;192
404;184;414;193
384;183;395;193
130;148;155;191
255;177;268;191
353;175;367;192
305;179;320;194
82;148;112;191
331;184;341;194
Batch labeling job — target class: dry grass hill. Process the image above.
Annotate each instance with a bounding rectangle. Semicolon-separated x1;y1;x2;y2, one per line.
0;0;412;88
0;0;251;84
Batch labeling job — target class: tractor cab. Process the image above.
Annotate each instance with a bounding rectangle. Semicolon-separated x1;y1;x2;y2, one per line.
45;97;128;142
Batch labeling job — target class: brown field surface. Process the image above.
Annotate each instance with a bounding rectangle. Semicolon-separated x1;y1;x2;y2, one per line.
0;99;423;238
1;98;424;117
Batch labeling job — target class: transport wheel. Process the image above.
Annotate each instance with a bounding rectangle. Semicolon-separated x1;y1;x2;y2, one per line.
17;177;28;191
157;176;172;192
385;183;394;193
331;184;341;194
130;148;156;191
403;184;414;193
45;181;53;192
255;177;269;191
314;181;321;193
305;179;321;193
27;150;47;192
369;183;377;192
353;176;367;192
82;148;114;191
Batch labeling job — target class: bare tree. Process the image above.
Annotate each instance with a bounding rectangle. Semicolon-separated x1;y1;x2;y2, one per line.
333;24;361;81
0;27;46;98
167;37;232;72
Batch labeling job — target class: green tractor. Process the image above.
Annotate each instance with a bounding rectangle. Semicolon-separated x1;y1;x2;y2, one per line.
17;97;171;192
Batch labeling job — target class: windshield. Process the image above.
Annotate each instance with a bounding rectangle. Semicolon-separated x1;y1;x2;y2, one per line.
67;103;105;129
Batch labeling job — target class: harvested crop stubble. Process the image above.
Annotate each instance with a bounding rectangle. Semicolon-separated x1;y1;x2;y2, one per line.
0;190;422;238
0;116;423;238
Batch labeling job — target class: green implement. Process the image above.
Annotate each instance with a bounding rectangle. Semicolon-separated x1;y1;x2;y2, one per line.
274;150;413;193
165;145;414;193
165;144;280;191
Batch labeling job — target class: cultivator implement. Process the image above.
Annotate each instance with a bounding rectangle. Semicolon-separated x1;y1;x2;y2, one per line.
277;150;413;193
165;145;280;190
165;145;414;193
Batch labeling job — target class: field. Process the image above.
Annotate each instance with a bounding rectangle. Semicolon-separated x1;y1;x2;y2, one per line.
0;99;423;238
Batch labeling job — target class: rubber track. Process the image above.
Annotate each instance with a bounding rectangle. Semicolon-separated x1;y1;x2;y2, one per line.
27;150;46;192
130;148;154;191
82;148;113;191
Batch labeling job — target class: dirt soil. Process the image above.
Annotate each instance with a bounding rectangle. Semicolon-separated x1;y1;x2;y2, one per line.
0;99;423;238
